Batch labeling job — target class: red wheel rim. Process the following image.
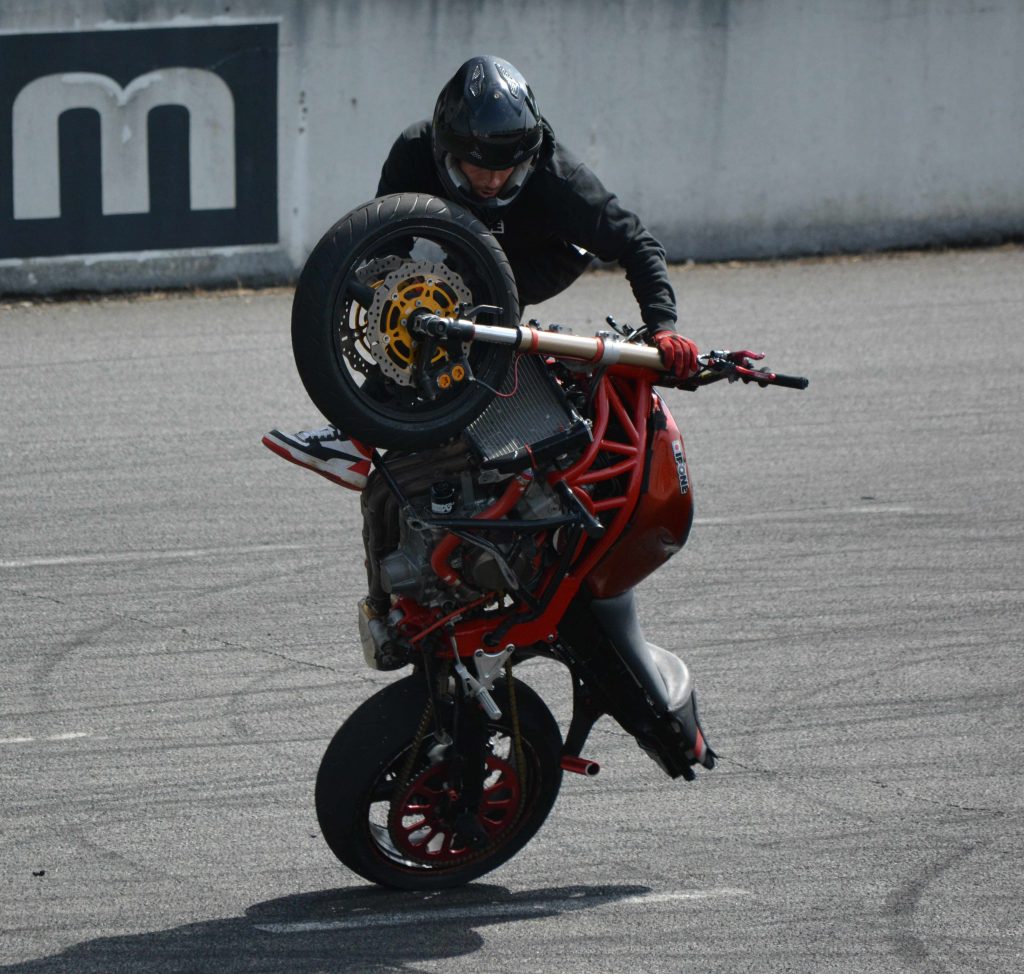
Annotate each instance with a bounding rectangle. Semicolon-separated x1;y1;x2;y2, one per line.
391;754;522;862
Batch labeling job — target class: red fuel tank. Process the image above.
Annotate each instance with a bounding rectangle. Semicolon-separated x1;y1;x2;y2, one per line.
585;397;694;599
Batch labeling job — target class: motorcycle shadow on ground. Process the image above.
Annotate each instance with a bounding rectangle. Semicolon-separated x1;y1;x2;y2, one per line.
3;883;652;973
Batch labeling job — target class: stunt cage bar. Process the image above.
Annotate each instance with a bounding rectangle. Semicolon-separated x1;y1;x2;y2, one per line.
408;308;811;391
372;310;809;658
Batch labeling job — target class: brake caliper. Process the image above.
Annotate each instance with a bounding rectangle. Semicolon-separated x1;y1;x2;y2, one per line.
366;261;473;396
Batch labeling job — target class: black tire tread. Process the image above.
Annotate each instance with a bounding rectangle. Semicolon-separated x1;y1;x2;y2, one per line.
315;673;562;890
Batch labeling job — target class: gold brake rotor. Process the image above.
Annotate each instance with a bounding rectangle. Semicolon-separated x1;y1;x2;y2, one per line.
366;261;472;386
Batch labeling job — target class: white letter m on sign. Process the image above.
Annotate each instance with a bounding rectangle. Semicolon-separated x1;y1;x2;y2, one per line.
12;68;236;219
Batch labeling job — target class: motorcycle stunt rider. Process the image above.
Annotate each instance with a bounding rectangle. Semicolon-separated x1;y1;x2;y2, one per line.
263;54;700;485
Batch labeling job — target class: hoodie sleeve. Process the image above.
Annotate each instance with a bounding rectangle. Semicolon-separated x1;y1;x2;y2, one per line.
597;194;678;329
555;159;677;328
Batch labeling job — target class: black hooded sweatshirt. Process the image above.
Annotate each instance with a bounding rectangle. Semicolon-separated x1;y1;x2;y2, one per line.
376;120;677;329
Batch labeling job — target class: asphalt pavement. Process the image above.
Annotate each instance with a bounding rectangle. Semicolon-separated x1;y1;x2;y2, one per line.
1;246;1022;972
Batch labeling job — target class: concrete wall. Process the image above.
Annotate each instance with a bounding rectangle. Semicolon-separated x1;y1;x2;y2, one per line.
1;0;1022;294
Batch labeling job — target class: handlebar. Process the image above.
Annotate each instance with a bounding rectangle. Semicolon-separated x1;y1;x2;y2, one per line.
410;312;809;391
689;349;810;390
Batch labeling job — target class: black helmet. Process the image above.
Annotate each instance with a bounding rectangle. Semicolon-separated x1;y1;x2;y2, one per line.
432;55;543;209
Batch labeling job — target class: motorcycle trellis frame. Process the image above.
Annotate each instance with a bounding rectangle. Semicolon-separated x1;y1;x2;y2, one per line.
381;359;659;654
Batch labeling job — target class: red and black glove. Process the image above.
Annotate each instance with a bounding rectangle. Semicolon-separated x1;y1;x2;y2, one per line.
652;328;699;379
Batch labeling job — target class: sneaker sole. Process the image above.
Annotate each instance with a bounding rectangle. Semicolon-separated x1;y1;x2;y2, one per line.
261;434;369;491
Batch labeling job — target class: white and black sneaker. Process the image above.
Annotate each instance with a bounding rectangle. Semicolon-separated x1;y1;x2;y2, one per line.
262;425;372;491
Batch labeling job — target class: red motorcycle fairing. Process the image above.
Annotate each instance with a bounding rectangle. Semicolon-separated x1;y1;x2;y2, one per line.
586;393;694;599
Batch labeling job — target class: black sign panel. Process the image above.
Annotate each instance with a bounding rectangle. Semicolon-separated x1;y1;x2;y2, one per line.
0;24;278;259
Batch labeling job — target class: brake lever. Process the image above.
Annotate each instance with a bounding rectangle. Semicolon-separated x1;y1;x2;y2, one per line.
701;348;766;378
716;350;809;390
459;303;504;320
670;348;809;390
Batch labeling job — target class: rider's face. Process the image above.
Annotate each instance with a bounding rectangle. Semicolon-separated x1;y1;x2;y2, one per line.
457;160;514;200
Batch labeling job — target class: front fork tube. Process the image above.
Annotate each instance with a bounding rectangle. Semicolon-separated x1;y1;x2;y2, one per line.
448;678;493;848
427;644;516;846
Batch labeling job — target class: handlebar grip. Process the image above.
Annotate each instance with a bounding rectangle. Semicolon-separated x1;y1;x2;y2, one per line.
770;372;810;390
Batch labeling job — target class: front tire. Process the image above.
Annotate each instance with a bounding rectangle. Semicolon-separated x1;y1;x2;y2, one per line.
291;193;520;451
315;673;562;890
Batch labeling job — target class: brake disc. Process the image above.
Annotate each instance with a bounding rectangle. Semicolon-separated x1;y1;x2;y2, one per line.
335;256;406;378
365;261;472;386
356;255;404;287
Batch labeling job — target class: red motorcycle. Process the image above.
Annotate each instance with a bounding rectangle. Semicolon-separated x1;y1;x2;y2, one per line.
286;194;807;890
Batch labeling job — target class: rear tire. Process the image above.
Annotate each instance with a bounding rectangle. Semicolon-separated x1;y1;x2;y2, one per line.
291;193;520;450
315;673;562;890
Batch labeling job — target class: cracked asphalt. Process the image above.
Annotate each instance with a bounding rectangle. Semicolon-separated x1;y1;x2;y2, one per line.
1;247;1022;972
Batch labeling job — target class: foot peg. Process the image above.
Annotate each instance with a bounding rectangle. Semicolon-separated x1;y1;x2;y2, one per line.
560;755;601;777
